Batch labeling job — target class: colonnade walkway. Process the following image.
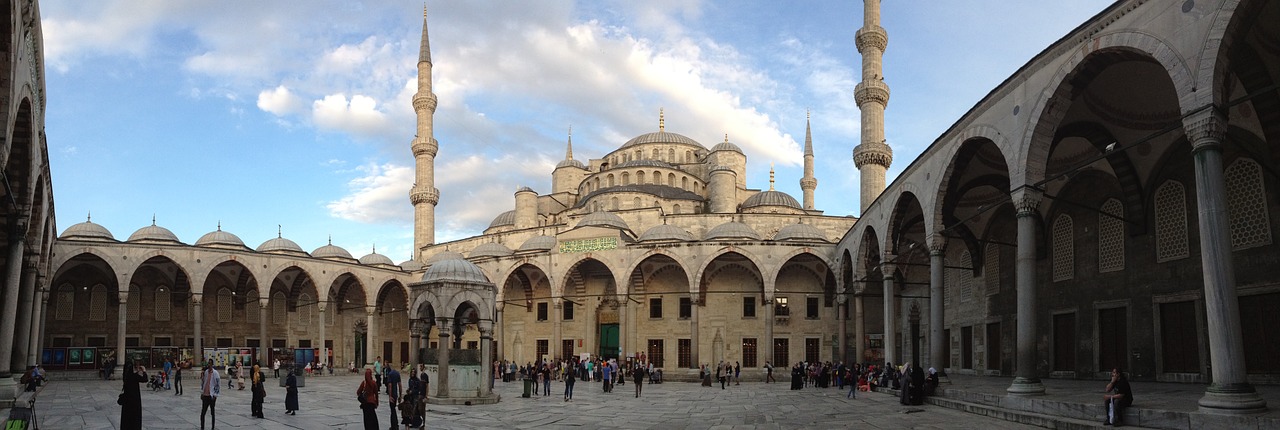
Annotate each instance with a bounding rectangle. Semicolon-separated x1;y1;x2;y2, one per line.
904;374;1280;429
5;370;1037;429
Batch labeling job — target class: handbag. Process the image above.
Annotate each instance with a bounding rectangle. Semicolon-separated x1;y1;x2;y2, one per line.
117;392;125;405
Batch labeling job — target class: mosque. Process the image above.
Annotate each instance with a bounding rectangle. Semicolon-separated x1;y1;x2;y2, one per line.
2;0;1276;415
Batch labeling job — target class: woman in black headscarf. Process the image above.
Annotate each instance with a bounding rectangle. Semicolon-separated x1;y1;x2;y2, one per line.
119;359;145;429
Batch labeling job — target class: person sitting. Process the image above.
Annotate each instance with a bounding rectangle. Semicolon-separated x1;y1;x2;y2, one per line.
305;362;313;376
924;367;939;396
1103;368;1134;426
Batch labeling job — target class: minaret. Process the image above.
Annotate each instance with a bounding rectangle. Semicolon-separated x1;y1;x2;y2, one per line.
409;5;440;258
852;0;893;213
800;111;818;210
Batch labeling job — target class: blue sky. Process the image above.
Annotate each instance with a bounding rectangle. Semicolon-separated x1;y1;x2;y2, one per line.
42;0;1112;262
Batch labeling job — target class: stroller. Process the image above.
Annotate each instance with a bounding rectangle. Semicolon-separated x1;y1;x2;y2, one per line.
147;372;164;391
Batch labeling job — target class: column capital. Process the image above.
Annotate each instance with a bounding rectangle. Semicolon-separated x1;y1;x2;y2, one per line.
436;317;452;330
1011;187;1043;217
927;234;947;256
880;255;896;276
1183;107;1227;153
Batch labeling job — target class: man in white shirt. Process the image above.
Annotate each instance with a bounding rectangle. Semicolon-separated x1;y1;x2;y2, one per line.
273;359;281;378
199;362;221;430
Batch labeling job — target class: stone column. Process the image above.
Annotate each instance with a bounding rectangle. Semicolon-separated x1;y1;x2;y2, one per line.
762;297;774;366
837;296;848;363
0;232;27;377
193;298;203;364
116;289;129;378
366;311;377;366
551;301;562;360
26;275;46;367
494;308;503;361
854;295;865;363
617;301;627;359
1008;188;1045;395
14;268;36;372
436;317;451;399
881;261;896;365
1185;109;1268;413
690;298;700;368
317;304;326;367
929;240;946;372
259;302;269;367
409;320;422;370
909;302;921;364
479;321;493;397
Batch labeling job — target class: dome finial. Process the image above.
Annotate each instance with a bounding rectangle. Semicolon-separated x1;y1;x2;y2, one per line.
87;211;92;222
724;133;729;143
659;108;665;132
769;163;776;191
372;243;377;254
277;224;282;238
328;235;332;246
217;220;222;231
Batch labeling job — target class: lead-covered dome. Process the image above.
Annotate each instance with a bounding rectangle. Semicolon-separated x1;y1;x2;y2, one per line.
359;250;396;267
399;259;425;271
257;236;308;256
774;223;828;242
556;158;586;169
518;235;556;252
470;242;514;258
488;210;516;229
195;227;246;249
621;130;704;149
742;190;802;210
426;251;466;264
637;224;694;242
60;217;116;242
127;223;182;244
312;243;355;261
704;221;761;240
710;140;743;153
421;257;491;284
575;211;629;230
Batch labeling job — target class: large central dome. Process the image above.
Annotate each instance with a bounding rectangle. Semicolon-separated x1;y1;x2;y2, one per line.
620;130;704;149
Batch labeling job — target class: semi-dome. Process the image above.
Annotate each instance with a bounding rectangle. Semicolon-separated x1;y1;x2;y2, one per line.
470;242;514;258
518;235;556;252
488;210;516;229
426;251;466;264
621;130;704;149
195;227;246;249
312;243;355;261
575;211;629;230
637;224;694;242
704;221;761;240
421;257;491;284
742;190;802;209
359;250;396;266
399;259;425;271
60;217;116;242
127;223;182;244
710;140;743;153
774;223;828;242
257;236;308;256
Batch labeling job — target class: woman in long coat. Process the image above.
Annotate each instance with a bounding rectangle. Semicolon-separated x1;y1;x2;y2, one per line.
357;368;380;430
119;359;145;429
284;368;299;415
250;365;265;418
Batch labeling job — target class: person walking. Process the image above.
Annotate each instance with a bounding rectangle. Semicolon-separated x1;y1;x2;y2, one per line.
385;367;401;428
273;358;281;378
717;362;726;389
602;360;613;393
173;360;184;396
734;361;741;385
374;356;383;386
633;362;645;398
119;360;145;430
163;358;173;390
284;368;299;415
237;361;246;390
250;364;265;418
563;359;577;402
199;361;220;430
765;361;775;383
357;369;380;430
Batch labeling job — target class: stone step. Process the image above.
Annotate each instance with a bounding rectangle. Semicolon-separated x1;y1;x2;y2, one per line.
927;395;1156;429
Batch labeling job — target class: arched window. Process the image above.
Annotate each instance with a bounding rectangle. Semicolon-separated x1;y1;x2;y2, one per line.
653;149;660;158
90;284;108;321
682;177;689;189
984;243;1000;295
638;171;646;184
273;292;287;325
246;290;259;323
958;252;973;303
634;150;641;160
668;149;675;160
127;284;141;321
1155;181;1189;262
56;284;74;321
217;288;232;322
1225;158;1272;249
1052;215;1074;281
1098;199;1125;273
673;204;681;214
633;197;641;208
622;172;630;185
608;174;615;187
155;287;171;321
668;173;675;186
686;150;693;162
611;197;619;211
298;293;312;325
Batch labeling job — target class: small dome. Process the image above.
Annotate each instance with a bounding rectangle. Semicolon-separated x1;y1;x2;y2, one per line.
421;258;491;284
637;224;694;242
400;259;425;271
312;243;355;261
518;235;556;252
257;236;308;256
742;190;802;209
575;211;629;230
60;219;116;242
705;221;761;240
774;223;828;242
359;251;396;267
555;158;587;169
195;228;246;249
127;223;182;244
516;186;536;194
711;140;743;153
470;242;514;258
488;210;516;229
621;130;704;149
425;251;466;264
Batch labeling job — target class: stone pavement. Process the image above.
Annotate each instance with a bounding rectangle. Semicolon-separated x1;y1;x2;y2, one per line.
13;373;1041;429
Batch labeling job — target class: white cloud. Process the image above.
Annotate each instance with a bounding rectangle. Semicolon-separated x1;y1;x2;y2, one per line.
256;86;304;116
326;162;413;224
312;94;392;137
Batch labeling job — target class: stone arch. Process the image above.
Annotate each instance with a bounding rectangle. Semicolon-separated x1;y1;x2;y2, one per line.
622;248;693;292
691;247;765;298
559;256;621;296
1050;121;1147;234
50;248;119;278
1196;0;1267;109
937;136;1011;270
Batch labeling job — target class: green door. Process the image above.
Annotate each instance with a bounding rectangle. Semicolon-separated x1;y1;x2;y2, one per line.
599;324;620;359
